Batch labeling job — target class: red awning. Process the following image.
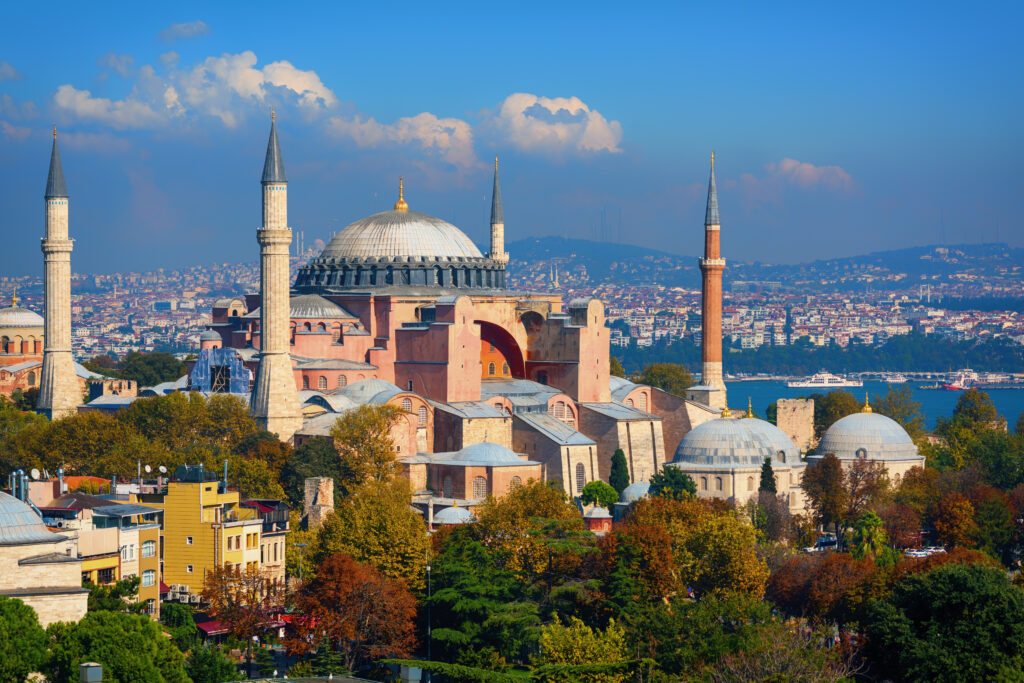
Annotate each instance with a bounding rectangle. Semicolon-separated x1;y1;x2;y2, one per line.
195;620;230;636
159;582;171;594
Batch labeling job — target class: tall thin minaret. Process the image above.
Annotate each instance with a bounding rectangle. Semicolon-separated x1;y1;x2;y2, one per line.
37;128;80;420
250;113;302;441
488;156;508;265
699;152;727;410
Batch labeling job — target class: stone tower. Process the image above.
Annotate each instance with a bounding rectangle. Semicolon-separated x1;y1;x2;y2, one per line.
698;153;727;410
488;156;508;265
250;114;303;441
37;128;80;420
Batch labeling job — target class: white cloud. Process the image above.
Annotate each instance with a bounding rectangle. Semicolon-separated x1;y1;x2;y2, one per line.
0;121;31;142
159;20;210;43
159;51;180;68
767;158;854;191
97;53;135;78
0;94;37;120
53;84;162;129
60;130;132;153
482;93;623;154
0;60;23;81
327;112;476;168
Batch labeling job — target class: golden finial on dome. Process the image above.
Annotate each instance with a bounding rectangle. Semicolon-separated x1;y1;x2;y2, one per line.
745;397;754;419
711;150;715;168
11;288;17;306
53;126;57;139
721;405;732;418
495;155;499;170
394;177;408;212
862;392;872;413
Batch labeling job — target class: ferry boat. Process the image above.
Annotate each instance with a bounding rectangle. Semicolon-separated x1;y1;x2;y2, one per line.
942;370;973;391
787;372;864;389
884;373;907;384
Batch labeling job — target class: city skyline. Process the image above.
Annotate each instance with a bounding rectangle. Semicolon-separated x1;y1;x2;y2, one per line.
1;1;1021;276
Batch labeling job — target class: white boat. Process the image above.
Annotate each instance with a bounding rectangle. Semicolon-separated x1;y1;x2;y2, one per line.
884;373;907;384
787;372;864;389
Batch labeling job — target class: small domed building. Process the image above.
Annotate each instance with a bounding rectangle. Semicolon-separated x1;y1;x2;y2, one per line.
0;292;45;394
667;409;806;511
807;402;925;482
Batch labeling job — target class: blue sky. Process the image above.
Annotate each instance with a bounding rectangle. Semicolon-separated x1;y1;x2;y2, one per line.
1;1;1021;275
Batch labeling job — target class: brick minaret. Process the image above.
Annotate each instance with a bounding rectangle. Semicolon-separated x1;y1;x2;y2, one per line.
250;114;302;441
37;128;80;419
699;152;727;410
488;156;508;265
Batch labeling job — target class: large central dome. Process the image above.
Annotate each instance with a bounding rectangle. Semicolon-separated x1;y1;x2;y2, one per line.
322;209;483;260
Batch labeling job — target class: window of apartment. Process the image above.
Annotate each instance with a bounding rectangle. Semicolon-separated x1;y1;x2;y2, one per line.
141;540;156;558
185;536;193;545
142;570;156;587
273;543;278;562
186;565;194;573
146;598;156;615
97;568;116;584
247;533;257;549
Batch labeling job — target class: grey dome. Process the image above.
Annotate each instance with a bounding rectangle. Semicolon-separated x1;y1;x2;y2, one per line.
0;305;44;328
338;378;403;405
816;412;919;461
671;417;800;469
619;480;650;504
0;491;64;546
244;293;356;320
434;505;476;525
199;330;221;342
584;505;612;519
323;210;483;260
448;442;530;466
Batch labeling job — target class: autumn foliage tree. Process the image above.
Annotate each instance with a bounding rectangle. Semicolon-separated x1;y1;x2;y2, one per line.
200;564;283;676
288;553;417;673
933;493;976;547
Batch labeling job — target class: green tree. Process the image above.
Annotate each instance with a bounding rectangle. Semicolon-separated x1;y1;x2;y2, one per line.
974;493;1014;562
759;457;777;494
809;391;861;439
609;449;630;495
185;645;241;683
119;392;258;454
872;385;926;441
801;453;847;540
46;611;189;683
160;603;199;652
850;510;890;561
533;616;629;683
865;563;1024;682
0;596;48;683
227;453;286;500
87;575;143;613
580;480;618;508
648;467;696;501
1016;411;1024;436
609;357;626;378
328;403;407;493
629;363;693;396
280;437;342;507
316;478;428;589
117;351;185;387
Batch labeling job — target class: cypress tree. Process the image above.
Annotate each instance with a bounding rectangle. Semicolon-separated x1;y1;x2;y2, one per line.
609;448;630;494
759;457;777;494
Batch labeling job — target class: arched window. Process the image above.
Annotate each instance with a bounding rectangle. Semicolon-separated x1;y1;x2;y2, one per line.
510;476;522;489
626;398;634;408
502;362;509;375
856;447;867;459
747;476;754;491
575;463;586;493
488;362;496;376
700;476;707;491
303;322;312;331
318;376;327;390
715;477;723;492
472;476;488;499
418;406;428;426
401;398;413;412
302;376;310;390
640;393;648;411
337;374;347;388
27;370;35;386
317;322;327;331
442;476;453;498
142;569;156;587
141;540;156;558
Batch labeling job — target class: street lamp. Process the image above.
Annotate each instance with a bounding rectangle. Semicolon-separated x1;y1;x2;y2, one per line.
293;542;308;582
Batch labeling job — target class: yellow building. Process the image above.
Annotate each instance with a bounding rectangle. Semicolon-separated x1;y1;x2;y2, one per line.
138;465;271;594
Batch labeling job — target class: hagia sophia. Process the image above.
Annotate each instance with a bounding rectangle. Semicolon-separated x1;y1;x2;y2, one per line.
5;119;925;520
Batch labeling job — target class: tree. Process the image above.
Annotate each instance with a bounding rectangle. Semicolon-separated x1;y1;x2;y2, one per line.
316;478;428;589
117;351;185;387
809;390;861;439
629;362;693;396
801;453;847;540
227;453;286;500
161;603;199;652
532;616;629;683
1017;411;1024;436
759;457;777;494
329;403;407;493
708;621;856;683
609;357;626;378
281;437;342;507
580;480;618;508
850;510;890;561
686;511;769;599
185;645;241;683
648;467;696;500
200;564;283;677
872;385;926;441
879;503;922;548
609;449;630;495
933;493;976;547
287;553;417;673
973;492;1014;561
46;611;188;683
119;392;259;454
0;596;48;683
865;563;1024;681
87;575;144;613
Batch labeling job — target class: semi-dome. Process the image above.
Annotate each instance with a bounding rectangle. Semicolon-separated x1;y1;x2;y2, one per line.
434;505;476;525
816;412;919;461
619;480;650;504
0;303;44;328
671;417;800;469
0;491;64;546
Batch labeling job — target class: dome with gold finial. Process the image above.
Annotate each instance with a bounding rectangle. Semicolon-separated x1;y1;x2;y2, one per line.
0;290;44;329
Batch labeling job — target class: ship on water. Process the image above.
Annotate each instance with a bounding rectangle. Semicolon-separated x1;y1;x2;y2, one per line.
943;369;976;391
884;373;907;384
787;372;864;389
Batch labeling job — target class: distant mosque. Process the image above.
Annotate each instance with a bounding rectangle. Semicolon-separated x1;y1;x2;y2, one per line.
17;118;923;519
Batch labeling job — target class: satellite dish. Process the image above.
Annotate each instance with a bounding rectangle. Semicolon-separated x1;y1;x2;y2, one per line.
30;468;40;480
158;466;167;474
144;465;152;473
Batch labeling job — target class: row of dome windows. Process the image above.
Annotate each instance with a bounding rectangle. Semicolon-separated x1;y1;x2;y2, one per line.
442;474;524;499
697;472;796;492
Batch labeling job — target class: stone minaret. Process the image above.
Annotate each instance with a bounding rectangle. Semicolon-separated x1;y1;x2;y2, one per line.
699;152;727;410
250;114;302;441
488;156;508;265
37;128;80;420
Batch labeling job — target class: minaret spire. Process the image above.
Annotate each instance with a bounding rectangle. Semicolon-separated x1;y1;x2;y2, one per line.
251;114;302;442
698;151;727;410
38;127;80;419
705;151;719;227
488;156;509;269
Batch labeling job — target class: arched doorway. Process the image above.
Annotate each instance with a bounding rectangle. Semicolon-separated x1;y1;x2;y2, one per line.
477;320;526;379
